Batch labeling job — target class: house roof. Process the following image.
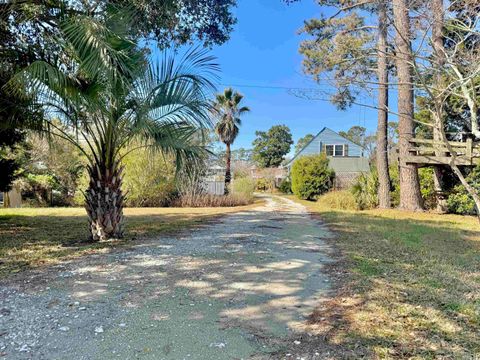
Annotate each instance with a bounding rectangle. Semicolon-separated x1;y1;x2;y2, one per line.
284;127;364;167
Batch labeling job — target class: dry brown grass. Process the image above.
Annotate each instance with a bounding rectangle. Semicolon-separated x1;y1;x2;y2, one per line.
173;194;254;207
316;190;357;210
287;195;480;359
0;203;260;278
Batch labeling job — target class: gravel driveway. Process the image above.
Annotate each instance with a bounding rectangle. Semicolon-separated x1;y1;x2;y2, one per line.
0;195;334;359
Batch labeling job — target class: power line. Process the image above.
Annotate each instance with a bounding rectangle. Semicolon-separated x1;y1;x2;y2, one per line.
216;83;330;91
215;82;382;114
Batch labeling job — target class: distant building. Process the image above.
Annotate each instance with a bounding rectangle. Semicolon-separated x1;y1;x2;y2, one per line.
1;186;22;208
284;127;370;189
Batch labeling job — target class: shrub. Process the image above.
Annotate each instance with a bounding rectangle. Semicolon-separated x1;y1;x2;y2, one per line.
291;154;335;200
175;173;255;208
18;134;85;207
278;178;292;194
121;148;177;207
351;164;439;211
255;177;275;192
447;165;480;215
419;168;437;210
447;191;476;215
73;170;89;206
74;147;179;207
232;177;255;202
352;170;379;210
19;174;65;207
317;190;356;210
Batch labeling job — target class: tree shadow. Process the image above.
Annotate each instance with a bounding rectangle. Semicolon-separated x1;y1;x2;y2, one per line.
289;209;480;359
0;211;222;276
2;204;479;358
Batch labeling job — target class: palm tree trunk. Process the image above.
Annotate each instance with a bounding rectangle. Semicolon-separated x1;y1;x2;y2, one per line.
376;0;391;209
85;160;125;241
392;0;424;211
225;143;232;195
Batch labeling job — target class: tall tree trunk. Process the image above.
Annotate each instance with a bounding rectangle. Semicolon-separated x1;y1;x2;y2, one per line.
431;0;448;213
4;192;10;208
224;142;231;195
85;160;125;241
392;0;424;210
376;0;391;209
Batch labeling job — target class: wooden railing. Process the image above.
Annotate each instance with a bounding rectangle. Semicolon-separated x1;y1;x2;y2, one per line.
404;138;480;166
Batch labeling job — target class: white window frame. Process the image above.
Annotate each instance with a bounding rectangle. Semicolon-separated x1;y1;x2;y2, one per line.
325;144;345;157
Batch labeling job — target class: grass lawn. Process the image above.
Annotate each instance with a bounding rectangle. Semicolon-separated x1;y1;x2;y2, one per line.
287;195;480;359
0;203;258;278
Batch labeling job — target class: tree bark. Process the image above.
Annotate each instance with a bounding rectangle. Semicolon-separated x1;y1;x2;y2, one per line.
224;142;231;195
431;0;448;213
85;161;125;241
376;0;391;209
392;0;424;211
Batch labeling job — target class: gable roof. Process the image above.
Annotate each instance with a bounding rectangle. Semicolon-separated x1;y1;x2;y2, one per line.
284;127;364;167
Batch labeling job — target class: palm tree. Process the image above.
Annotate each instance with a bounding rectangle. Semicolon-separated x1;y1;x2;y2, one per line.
213;88;250;193
11;11;217;241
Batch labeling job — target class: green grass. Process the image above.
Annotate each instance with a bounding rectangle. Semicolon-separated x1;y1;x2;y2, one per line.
287;195;480;359
0;204;258;278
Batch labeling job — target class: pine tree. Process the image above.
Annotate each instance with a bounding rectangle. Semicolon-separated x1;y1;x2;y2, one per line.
392;0;423;210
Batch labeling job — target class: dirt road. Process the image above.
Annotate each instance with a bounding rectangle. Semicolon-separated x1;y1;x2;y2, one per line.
0;195;334;359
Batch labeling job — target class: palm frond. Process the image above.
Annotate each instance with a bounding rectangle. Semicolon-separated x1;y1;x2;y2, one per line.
130;48;219;131
137;120;209;171
60;10;143;84
212;87;249;145
238;106;251;115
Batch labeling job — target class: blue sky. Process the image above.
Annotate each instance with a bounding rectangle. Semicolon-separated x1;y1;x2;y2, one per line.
208;0;379;151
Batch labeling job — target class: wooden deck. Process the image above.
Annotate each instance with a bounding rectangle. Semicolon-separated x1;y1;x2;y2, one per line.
403;138;480;166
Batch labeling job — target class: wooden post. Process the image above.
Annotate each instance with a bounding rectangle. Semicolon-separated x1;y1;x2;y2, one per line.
466;138;473;157
466;138;473;164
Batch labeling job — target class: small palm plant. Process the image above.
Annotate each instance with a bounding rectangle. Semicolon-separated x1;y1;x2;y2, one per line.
213;88;250;193
11;11;217;240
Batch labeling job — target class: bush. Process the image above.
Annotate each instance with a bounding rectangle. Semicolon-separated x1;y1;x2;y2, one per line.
447;191;476;215
352;170;379;210
351;164;440;211
447;165;480;215
352;164;460;210
18;134;85;207
419;168;437;210
317;190;356;210
255;177;275;192
278;178;292;194
291;154;335;200
232;177;255;203
175;170;255;208
122;148;177;207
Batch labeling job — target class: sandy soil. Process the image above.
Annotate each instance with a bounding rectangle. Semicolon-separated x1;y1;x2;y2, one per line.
0;195;334;359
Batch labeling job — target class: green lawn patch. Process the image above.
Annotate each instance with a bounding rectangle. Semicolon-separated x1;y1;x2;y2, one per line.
0;204;259;278
287;195;480;359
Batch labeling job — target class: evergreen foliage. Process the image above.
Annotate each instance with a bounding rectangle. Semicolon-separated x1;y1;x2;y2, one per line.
291;154;334;200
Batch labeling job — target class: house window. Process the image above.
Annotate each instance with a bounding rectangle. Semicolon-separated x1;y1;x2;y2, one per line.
325;145;335;156
335;144;344;156
325;144;346;157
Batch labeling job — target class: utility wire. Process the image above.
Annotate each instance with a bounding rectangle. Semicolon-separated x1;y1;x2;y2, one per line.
216;83;330;91
215;82;382;114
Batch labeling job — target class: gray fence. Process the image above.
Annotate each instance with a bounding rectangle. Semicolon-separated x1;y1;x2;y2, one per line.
204;180;225;195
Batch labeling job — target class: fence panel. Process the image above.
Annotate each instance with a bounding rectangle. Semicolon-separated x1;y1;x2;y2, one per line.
204;181;225;195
